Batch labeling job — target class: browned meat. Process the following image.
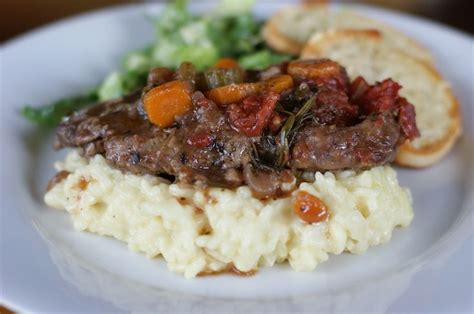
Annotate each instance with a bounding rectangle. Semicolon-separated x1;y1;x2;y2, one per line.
55;90;254;187
53;59;419;197
54;91;146;153
291;113;401;171
312;86;358;126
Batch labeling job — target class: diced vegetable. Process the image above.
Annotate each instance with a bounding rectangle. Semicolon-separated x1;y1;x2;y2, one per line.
292;191;330;223
214;58;239;69
350;76;370;100
263;75;294;93
143;80;192;127
147;67;175;86
176;62;198;87
207;83;258;106
206;75;293;105
227;92;279;136
287;59;342;80
204;68;243;89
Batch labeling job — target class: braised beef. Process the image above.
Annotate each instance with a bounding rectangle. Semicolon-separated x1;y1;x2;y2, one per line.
291;113;401;171
54;59;419;197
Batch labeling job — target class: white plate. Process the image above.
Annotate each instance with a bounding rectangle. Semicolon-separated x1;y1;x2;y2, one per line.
1;2;473;313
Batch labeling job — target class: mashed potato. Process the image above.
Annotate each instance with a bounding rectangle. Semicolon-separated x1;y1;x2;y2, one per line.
45;150;413;278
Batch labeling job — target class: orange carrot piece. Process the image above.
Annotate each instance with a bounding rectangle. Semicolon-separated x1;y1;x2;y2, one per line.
207;75;292;106
287;59;342;80
143;80;192;128
214;58;239;69
207;83;258;106
263;75;294;93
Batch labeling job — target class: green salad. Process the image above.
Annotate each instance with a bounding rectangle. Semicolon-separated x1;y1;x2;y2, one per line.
22;0;292;127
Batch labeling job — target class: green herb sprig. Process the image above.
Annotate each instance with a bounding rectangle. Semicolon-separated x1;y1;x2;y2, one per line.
253;95;316;170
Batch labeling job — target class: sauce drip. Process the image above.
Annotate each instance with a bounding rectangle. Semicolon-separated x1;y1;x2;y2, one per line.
197;264;256;277
46;170;70;191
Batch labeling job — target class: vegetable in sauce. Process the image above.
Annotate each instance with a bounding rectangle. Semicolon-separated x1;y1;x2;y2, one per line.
143;80;192;128
292;191;330;224
21;0;292;127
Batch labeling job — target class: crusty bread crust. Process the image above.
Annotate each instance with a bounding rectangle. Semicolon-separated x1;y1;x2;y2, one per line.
263;5;433;62
301;29;382;59
262;18;304;55
396;92;462;167
262;4;330;55
301;29;462;168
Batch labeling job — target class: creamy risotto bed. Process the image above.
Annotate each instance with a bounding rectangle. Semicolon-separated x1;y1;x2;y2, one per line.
45;150;414;278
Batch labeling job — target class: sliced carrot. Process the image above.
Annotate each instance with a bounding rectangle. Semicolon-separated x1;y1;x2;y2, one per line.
207;75;293;106
214;58;239;69
263;75;294;93
143;80;192;128
207;83;258;106
287;59;342;80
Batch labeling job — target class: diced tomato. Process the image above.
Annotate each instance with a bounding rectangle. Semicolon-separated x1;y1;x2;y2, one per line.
398;97;420;140
214;58;239;69
353;79;401;114
227;92;279;137
350;76;370;100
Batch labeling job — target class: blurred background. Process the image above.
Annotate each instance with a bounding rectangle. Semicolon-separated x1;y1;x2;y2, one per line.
1;0;473;42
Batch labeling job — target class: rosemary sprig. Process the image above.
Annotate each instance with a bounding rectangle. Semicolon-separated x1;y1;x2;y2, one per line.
252;95;316;170
276;95;316;168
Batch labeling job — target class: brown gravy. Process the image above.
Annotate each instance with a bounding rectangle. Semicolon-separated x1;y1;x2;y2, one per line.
46;170;70;191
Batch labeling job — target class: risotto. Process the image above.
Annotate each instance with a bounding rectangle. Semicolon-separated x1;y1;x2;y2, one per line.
45;150;413;278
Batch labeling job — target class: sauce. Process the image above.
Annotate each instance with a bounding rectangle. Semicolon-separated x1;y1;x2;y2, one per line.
46;170;70;191
197;264;256;277
76;176;89;190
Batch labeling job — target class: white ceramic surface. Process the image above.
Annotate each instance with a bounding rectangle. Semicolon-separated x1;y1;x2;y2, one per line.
1;2;473;313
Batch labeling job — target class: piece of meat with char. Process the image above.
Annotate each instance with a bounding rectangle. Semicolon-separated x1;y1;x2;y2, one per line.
53;59;419;197
291;113;402;171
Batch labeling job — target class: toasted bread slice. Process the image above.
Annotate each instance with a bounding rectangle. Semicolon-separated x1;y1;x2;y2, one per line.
262;4;328;55
301;29;462;167
263;5;433;63
262;17;305;55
